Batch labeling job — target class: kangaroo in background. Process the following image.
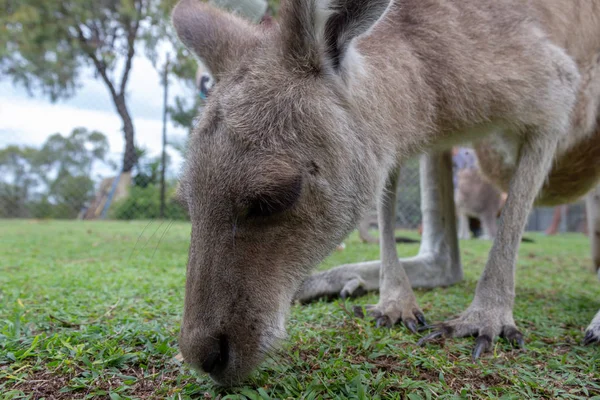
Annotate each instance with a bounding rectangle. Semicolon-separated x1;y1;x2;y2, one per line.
453;147;505;240
455;167;504;240
171;0;600;386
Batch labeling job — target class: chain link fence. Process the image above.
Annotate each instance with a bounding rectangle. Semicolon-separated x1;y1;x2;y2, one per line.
354;154;589;235
0;141;421;227
0;135;587;235
359;156;423;232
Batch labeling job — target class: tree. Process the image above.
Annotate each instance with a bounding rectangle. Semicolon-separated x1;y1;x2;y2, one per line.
0;145;40;217
37;129;109;217
0;128;110;218
131;146;171;187
36;128;109;182
167;47;206;135
0;0;178;172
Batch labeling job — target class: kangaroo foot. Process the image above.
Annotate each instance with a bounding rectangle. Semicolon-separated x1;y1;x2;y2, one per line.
353;296;427;334
417;305;524;359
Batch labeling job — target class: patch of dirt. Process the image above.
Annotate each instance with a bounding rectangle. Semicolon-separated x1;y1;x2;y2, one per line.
4;363;194;400
418;364;511;391
5;370;73;400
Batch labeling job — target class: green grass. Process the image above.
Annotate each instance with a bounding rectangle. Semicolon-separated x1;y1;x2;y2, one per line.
0;219;599;399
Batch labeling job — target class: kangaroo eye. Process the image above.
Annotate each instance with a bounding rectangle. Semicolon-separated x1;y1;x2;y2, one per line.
246;176;303;218
247;199;282;218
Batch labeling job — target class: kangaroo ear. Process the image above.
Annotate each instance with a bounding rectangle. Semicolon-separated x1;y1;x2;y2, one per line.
171;0;261;81
279;0;391;72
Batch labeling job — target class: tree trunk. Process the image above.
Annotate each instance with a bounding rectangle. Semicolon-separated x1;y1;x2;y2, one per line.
114;94;136;173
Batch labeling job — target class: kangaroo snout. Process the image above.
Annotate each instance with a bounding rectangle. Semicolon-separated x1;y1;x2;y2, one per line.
180;331;229;374
199;334;229;374
180;328;231;378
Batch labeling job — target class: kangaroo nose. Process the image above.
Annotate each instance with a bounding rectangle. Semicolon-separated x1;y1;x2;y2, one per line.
200;334;229;374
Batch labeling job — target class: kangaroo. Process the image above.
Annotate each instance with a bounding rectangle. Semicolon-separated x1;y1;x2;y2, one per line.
455;162;505;240
171;0;600;386
450;146;505;240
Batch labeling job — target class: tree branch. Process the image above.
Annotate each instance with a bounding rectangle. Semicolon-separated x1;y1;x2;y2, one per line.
118;30;136;95
118;0;143;95
74;24;119;102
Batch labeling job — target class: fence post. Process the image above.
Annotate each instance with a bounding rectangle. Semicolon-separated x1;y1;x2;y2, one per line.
160;56;170;219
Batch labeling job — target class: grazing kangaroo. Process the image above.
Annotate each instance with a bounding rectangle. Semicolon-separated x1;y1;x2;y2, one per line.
171;0;600;386
454;159;505;240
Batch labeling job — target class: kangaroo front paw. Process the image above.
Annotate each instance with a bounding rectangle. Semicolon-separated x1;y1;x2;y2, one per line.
353;298;427;334
339;278;368;299
417;307;524;359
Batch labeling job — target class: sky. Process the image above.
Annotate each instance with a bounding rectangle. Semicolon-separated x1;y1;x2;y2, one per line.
0;52;193;180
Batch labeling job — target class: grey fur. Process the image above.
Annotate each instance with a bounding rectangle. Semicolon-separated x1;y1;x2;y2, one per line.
171;0;600;386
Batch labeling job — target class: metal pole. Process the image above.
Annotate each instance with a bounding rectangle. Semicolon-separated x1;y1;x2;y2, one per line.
100;172;122;219
160;55;170;219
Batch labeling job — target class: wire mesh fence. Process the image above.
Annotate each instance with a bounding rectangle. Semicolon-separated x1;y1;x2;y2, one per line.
0;142;422;226
0;137;588;235
396;157;422;229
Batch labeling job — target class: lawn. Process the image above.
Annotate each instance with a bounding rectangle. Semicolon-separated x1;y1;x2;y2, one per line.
1;219;599;399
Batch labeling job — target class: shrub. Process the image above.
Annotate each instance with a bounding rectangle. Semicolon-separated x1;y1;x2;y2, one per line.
111;184;188;220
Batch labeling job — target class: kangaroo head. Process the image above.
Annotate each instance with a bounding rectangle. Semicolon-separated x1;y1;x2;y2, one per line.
172;0;391;385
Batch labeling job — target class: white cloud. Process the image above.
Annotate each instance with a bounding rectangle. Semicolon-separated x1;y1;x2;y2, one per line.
0;52;193;118
0;54;196;180
0;97;187;178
